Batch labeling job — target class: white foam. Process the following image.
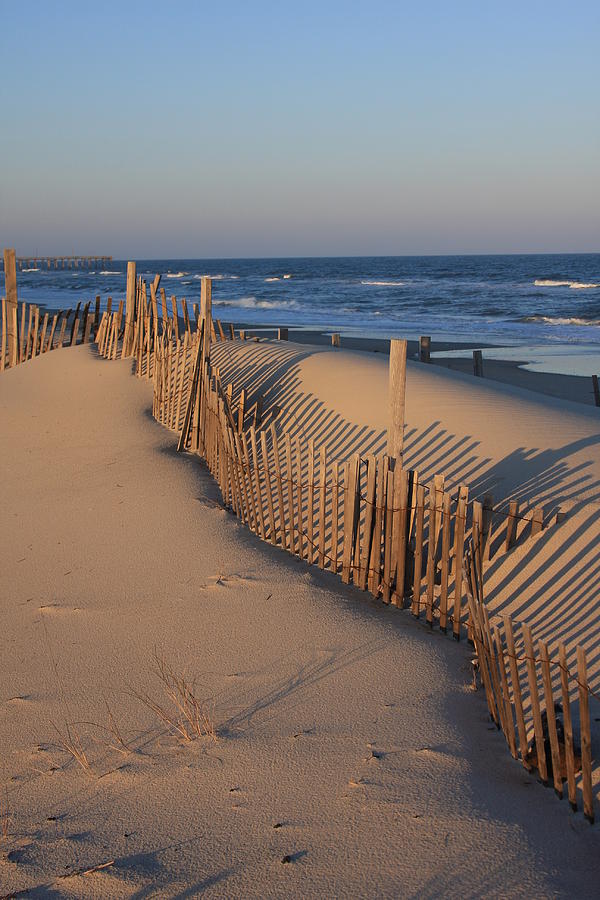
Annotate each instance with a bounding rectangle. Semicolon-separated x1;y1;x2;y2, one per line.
265;277;280;282
22;267;39;272
100;270;121;275
533;279;599;289
193;274;239;280
215;296;297;310
283;274;292;279
523;315;600;327
166;271;188;278
361;280;405;286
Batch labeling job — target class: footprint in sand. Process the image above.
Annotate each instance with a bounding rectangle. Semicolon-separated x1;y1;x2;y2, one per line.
38;603;82;615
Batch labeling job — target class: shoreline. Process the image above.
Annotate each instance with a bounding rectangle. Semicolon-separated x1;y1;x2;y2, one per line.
227;322;600;409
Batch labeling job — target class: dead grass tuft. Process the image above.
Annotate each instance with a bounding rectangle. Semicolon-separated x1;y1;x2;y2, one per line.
134;650;217;743
52;722;93;776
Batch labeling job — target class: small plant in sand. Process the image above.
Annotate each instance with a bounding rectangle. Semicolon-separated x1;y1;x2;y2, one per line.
134;650;217;743
52;721;93;775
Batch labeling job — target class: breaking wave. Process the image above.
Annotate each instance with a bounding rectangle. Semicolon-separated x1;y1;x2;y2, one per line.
166;271;188;278
361;280;405;286
214;296;297;310
100;270;121;275
534;279;599;289
519;315;600;327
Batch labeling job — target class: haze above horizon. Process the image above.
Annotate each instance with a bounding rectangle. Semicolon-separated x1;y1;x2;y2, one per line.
1;1;598;258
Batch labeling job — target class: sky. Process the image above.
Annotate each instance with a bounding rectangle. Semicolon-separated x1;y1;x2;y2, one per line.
0;0;598;258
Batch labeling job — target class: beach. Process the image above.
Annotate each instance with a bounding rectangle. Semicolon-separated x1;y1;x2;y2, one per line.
1;335;599;897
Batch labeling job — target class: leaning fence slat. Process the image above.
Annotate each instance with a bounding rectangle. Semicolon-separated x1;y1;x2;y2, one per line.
284;435;295;552
342;455;359;584
503;616;530;768
382;467;395;602
359;456;377;591
522;623;548;784
494;624;517;758
318;446;327;568
331;462;341;574
452;486;469;639
539;640;563;797
270;424;286;548
558;642;577;811
250;427;266;540
439;491;452;631
295;436;305;559
392;467;409;607
307;439;315;564
426;475;444;625
411;484;426;616
576;645;594;823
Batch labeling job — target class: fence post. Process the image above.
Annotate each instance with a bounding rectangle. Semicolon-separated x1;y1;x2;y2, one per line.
592;374;600;407
473;350;483;377
201;276;212;362
419;335;430;362
387;338;407;460
3;248;18;367
122;260;136;358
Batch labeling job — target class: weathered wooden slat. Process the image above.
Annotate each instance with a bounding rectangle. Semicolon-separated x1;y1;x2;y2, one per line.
558;642;578;810
505;500;519;551
382;467;396;603
392;467;410;607
426;475;444;625
250;427;266;540
503;616;530;768
270;424;286;548
284;435;295;552
539;640;563;796
369;456;388;596
577;645;594;823
307;439;316;564
494;624;518;758
341;454;360;584
522;623;548;784
295;435;305;559
317;446;327;569
411;484;426;616
359;456;377;591
331;462;341;573
438;491;452;631
452;485;469;639
260;430;277;544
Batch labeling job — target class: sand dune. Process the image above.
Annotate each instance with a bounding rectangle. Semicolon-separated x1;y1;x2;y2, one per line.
1;344;599;897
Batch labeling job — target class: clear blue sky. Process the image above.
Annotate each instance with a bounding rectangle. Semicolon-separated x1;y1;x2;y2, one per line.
1;0;598;257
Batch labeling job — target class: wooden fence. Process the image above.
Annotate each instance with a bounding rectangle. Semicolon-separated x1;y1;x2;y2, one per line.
8;256;596;824
0;295;101;370
465;541;596;823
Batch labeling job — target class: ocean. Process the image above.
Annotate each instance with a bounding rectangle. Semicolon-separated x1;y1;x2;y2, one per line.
6;253;600;350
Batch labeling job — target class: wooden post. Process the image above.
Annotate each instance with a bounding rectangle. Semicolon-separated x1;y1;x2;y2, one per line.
387;339;407;460
3;249;18;367
505;500;519;551
278;327;288;341
592;374;600;407
531;506;544;537
577;645;594;823
122;261;136;358
473;350;483;377
201;276;212;362
419;336;431;363
331;333;340;348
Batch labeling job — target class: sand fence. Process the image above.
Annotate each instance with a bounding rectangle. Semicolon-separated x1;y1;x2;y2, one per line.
3;255;598;825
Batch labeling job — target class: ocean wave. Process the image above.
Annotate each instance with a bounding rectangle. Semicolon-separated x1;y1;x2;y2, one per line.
193;274;239;280
361;280;405;286
265;277;280;282
519;315;600;326
214;296;297;310
100;270;121;275
22;267;39;272
533;278;599;289
166;271;188;278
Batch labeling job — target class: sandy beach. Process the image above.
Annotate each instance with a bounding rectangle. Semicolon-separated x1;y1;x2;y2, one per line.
1;337;599;897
